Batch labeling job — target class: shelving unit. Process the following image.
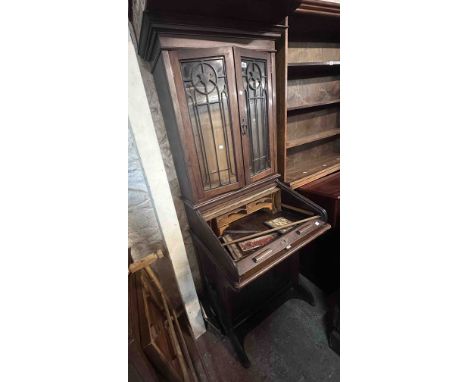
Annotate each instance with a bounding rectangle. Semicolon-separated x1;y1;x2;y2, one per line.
276;2;340;189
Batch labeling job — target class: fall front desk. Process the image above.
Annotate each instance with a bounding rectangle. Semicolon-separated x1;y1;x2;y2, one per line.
139;19;331;367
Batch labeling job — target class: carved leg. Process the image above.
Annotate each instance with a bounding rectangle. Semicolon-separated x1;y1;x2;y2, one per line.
203;279;229;335
207;282;251;367
288;255;316;306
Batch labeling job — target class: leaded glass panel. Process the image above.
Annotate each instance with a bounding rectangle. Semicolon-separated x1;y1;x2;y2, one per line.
241;58;270;176
180;57;238;190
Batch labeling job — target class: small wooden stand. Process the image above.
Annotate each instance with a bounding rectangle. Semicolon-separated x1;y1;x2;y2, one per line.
129;252;198;382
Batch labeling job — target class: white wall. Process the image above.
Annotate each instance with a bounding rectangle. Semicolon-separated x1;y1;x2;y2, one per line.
129;30;205;338
128;123;164;259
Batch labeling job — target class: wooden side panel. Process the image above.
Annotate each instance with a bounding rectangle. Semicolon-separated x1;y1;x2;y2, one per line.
275;18;288;180
153;53;197;202
185;204;239;283
270;51;278;176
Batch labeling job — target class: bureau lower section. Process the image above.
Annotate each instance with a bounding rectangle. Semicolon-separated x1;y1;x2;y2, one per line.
186;179;331;289
184;179;331;367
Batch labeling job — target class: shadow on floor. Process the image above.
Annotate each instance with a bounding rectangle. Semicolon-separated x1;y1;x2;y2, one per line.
195;280;339;382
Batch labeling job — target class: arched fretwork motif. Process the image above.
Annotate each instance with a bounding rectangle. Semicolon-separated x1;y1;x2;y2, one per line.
241;58;270;175
180;57;238;191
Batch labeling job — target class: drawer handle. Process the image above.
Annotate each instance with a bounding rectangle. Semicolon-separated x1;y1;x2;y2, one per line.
253;249;273;263
281;238;291;250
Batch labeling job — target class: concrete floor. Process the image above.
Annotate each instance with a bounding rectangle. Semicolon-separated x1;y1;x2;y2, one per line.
195;280;339;382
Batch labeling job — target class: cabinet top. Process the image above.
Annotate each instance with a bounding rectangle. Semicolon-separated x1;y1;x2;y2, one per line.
143;0;291;25
138;12;283;62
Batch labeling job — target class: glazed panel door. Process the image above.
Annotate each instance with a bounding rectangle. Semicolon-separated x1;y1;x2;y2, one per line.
171;47;245;201
233;48;276;184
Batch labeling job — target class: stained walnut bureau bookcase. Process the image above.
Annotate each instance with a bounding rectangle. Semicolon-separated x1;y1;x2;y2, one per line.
138;13;331;367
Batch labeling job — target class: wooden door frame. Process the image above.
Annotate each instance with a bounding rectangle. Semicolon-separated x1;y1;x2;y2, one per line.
232;47;277;185
170;47;246;202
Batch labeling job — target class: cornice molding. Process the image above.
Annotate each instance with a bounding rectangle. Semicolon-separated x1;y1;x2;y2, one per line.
137;11;285;62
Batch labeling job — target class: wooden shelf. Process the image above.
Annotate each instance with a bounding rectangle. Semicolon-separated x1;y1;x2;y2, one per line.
288;61;340;77
294;0;340;17
288;61;340;67
286;128;340;149
287;99;340;112
286;155;340;189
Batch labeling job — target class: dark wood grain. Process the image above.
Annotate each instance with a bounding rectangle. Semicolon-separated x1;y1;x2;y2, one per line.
153;51;198;202
297;171;340;228
275;17;288;182
145;1;292;26
138;11;286;61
